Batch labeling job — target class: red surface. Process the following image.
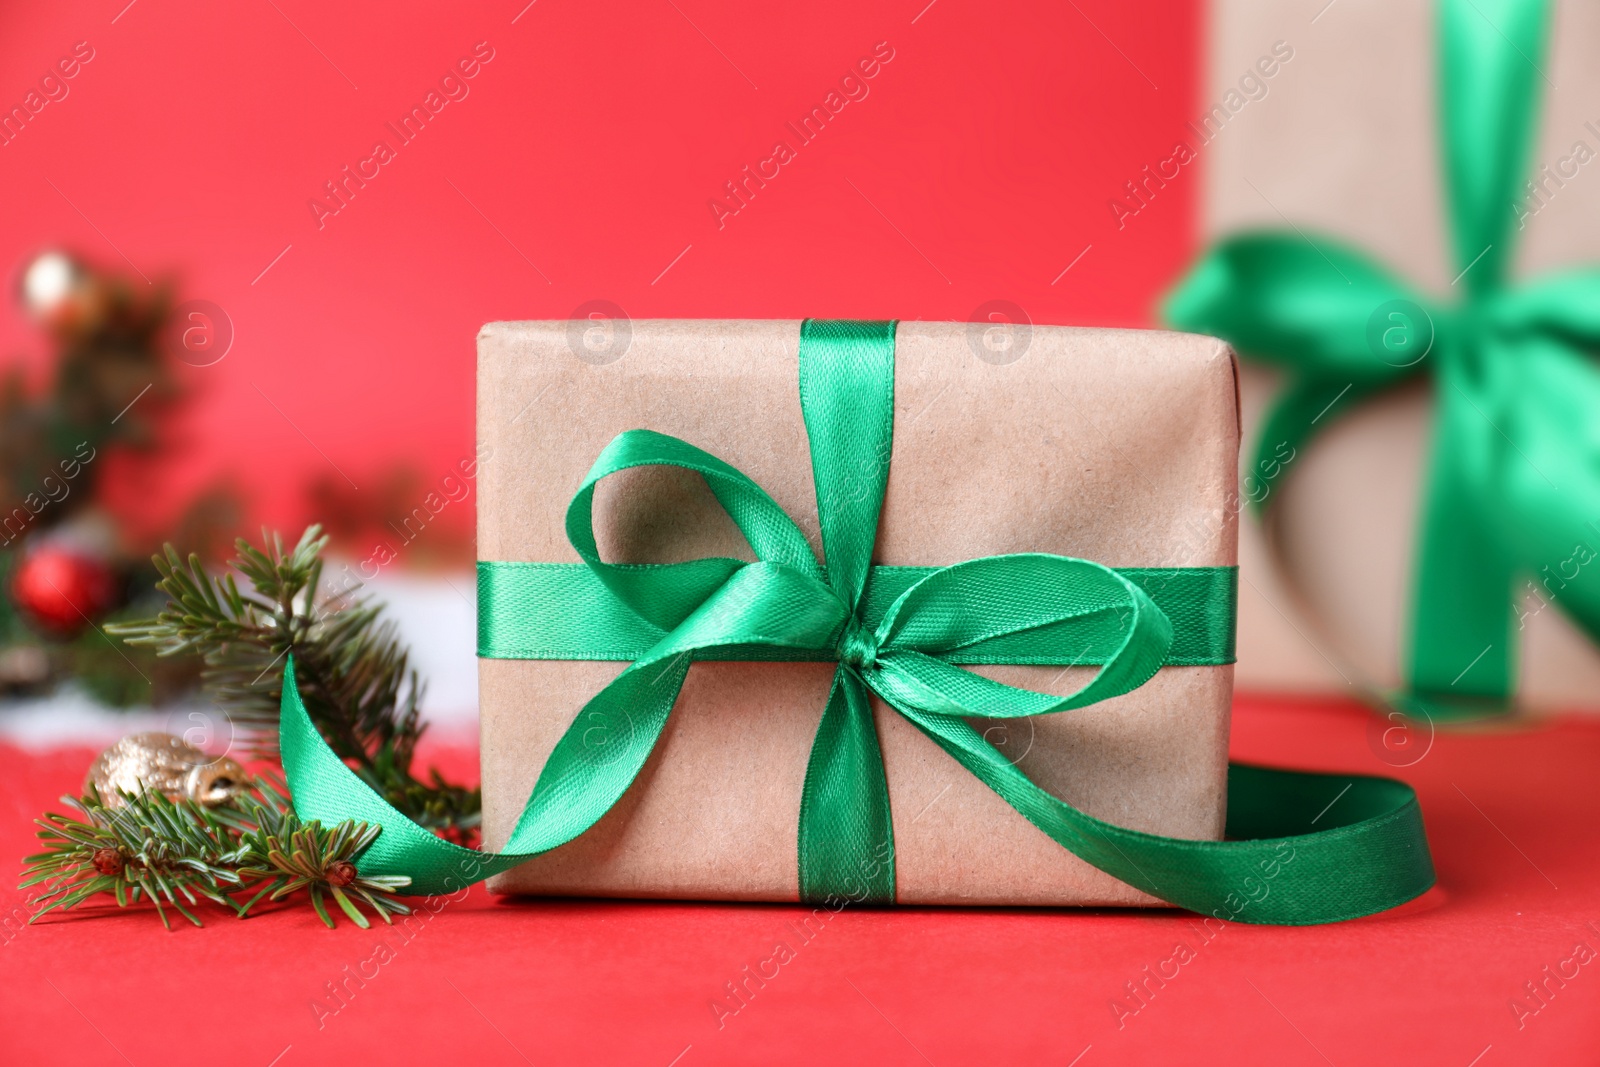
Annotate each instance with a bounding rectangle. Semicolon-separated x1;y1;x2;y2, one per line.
0;0;1197;539
3;695;1598;1066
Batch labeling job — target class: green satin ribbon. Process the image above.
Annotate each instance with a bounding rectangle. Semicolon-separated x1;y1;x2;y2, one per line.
1166;0;1599;719
476;563;1238;666
280;319;1434;923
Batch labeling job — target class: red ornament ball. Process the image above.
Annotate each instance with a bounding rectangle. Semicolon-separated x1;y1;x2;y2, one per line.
10;548;119;638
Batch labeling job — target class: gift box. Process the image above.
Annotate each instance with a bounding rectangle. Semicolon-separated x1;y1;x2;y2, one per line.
279;318;1432;922
1181;0;1600;714
473;319;1239;906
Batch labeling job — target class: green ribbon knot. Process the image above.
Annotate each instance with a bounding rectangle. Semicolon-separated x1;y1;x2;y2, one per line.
279;319;1436;924
835;619;879;672
1166;0;1597;718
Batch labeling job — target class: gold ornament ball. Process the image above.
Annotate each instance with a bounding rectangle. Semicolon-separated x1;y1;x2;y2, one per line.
86;731;248;807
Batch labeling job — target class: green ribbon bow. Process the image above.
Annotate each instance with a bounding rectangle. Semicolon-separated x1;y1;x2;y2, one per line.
281;319;1434;924
1166;0;1600;718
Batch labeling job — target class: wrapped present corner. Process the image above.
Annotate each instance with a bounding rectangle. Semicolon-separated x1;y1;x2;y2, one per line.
278;319;1434;924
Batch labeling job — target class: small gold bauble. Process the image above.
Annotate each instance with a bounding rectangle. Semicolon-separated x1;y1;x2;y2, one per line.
86;731;248;807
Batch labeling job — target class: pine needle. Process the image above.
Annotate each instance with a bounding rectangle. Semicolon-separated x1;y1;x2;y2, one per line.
20;778;412;929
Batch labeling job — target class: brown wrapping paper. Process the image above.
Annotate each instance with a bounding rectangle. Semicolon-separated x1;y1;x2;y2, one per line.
1208;0;1600;709
477;320;1238;905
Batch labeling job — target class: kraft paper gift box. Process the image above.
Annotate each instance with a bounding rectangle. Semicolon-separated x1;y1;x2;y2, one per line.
475;319;1239;906
1203;0;1600;711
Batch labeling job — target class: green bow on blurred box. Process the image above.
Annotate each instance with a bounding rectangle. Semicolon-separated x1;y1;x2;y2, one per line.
1166;0;1600;719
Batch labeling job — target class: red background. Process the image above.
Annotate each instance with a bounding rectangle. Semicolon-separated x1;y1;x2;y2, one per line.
0;0;1193;539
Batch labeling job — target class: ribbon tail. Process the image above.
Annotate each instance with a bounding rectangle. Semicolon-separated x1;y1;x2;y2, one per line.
280;657;511;894
281;647;693;896
797;668;896;904
1405;387;1516;717
1220;763;1436;921
894;704;1434;924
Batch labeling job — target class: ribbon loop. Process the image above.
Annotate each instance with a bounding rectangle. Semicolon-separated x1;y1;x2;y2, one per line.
864;554;1174;718
1162;232;1429;384
564;428;823;630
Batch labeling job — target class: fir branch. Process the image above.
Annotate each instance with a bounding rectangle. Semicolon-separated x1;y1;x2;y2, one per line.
23;786;238;929
232;779;411;929
20;778;411;930
108;527;479;836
